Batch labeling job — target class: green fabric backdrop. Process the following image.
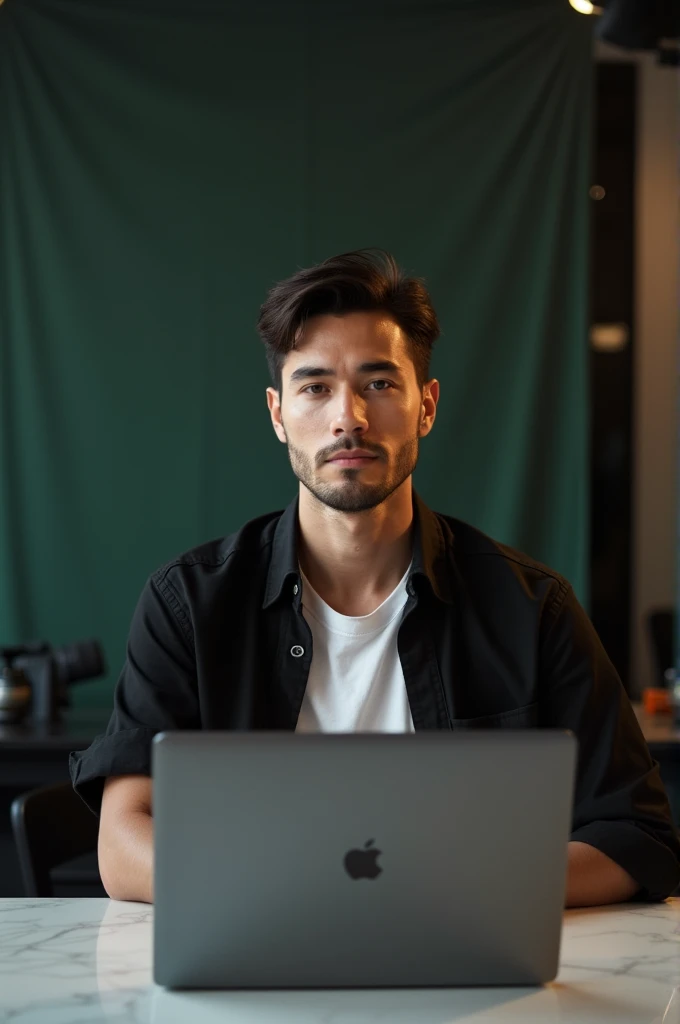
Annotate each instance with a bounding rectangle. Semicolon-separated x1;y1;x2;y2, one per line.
0;0;592;707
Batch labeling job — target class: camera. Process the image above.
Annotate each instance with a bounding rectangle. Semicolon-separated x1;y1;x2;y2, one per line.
0;640;106;725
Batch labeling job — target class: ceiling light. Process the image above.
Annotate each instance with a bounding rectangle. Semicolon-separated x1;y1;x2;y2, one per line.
569;0;603;14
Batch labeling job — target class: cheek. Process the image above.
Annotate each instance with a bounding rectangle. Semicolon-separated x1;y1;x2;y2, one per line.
383;398;418;430
286;402;319;432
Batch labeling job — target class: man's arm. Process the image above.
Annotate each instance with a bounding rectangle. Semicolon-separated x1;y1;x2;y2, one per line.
98;775;154;903
540;583;680;902
70;570;201;827
565;840;640;908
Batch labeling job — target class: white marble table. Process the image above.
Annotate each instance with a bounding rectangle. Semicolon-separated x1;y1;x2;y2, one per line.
0;898;679;1023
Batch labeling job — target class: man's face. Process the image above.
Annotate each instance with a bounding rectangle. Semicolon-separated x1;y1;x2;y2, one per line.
266;310;439;513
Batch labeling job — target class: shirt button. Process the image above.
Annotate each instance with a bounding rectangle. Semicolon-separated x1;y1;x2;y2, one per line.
290;645;304;658
293;584;299;595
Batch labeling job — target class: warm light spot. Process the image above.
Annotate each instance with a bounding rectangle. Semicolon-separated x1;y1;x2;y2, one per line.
589;323;629;353
569;0;600;13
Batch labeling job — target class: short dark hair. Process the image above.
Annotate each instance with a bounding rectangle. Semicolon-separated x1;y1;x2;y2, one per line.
257;248;440;393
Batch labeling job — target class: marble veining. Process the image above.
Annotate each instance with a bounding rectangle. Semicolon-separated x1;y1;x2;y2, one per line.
0;898;678;1023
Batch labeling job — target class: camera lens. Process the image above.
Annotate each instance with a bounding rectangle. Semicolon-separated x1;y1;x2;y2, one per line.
53;639;106;684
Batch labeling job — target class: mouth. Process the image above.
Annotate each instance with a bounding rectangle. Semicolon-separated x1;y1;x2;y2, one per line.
327;453;378;466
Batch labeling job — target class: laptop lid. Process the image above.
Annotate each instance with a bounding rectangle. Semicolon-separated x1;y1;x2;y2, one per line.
152;730;576;989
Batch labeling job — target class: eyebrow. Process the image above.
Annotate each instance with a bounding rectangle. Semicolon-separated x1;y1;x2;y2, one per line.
288;361;403;385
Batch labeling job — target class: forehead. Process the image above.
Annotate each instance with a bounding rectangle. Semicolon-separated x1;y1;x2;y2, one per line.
288;311;409;365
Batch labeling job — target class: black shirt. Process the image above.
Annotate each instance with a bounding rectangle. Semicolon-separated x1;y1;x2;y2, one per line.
69;490;680;901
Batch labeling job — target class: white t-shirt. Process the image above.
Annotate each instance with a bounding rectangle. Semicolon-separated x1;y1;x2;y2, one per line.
295;560;415;733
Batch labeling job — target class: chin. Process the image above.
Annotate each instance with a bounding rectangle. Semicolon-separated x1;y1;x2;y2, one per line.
308;480;397;514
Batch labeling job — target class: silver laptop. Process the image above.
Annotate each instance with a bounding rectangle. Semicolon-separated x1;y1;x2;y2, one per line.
152;730;576;990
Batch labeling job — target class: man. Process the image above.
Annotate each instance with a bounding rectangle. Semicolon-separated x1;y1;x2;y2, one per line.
70;248;680;906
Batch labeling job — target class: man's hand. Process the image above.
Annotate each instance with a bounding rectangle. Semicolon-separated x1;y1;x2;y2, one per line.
565;840;640;908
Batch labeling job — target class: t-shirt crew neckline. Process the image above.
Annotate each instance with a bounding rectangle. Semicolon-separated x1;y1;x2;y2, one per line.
298;559;413;636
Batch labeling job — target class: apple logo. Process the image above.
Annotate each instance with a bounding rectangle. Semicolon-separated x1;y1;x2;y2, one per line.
343;839;383;880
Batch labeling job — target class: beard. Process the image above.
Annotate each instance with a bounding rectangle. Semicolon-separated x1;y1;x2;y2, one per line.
283;426;420;514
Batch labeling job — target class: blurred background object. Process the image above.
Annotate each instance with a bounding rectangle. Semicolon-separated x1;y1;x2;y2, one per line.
0;640;106;725
595;0;679;64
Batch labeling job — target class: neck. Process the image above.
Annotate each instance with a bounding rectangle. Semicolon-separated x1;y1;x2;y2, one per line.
296;479;415;614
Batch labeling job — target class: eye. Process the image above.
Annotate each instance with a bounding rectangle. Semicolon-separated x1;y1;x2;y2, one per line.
301;380;394;395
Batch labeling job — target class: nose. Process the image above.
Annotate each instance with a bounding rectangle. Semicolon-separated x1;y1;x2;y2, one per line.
330;388;369;437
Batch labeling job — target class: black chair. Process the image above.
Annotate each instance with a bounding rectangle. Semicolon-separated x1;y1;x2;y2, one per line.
11;781;105;897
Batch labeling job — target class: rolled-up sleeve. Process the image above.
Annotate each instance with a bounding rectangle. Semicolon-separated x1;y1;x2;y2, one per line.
69;572;200;817
539;583;680;901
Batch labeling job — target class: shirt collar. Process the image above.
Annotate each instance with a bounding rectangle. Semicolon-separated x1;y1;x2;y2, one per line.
262;489;454;610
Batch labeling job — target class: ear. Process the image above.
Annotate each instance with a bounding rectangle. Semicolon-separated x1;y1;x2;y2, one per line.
419;379;439;438
266;387;287;444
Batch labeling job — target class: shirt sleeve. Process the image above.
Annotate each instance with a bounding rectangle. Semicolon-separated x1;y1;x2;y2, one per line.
540;582;680;902
69;572;200;817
